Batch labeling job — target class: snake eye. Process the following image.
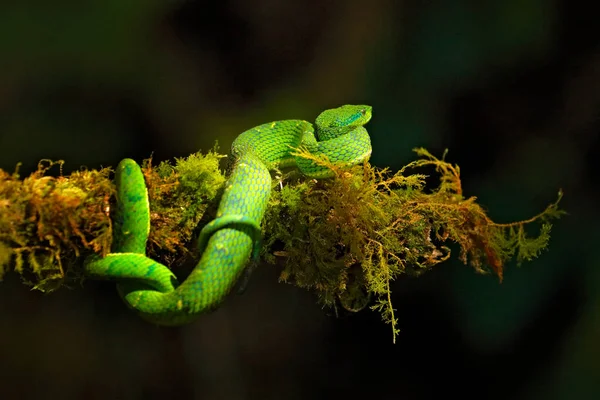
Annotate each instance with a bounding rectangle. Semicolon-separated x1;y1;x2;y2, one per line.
360;109;366;115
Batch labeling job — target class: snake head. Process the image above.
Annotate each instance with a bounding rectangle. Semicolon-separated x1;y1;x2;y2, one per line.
315;105;372;140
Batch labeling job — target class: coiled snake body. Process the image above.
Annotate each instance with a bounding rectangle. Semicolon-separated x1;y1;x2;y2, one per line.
85;105;372;325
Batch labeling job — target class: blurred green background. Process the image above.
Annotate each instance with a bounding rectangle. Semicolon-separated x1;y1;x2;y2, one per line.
0;0;597;399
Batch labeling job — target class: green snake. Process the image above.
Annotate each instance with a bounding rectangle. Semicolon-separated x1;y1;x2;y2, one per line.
84;104;373;325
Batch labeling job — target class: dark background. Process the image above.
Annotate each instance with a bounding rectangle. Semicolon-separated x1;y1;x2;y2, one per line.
0;1;598;399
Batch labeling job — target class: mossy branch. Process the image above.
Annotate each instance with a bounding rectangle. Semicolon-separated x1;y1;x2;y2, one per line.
0;146;565;342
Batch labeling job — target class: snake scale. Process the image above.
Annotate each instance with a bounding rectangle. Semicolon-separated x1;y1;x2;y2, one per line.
84;104;373;325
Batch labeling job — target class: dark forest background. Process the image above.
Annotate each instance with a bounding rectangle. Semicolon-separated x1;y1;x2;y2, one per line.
1;1;598;399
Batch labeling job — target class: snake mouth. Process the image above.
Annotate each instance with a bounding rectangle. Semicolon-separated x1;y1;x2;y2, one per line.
359;106;372;123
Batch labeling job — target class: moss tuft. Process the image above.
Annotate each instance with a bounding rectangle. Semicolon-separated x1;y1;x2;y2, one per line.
262;147;565;342
0;160;114;291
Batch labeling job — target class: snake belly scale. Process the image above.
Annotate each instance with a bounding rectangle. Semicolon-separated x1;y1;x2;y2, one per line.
84;104;373;325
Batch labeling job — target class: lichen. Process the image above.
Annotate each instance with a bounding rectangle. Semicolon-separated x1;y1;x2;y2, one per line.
0;147;564;342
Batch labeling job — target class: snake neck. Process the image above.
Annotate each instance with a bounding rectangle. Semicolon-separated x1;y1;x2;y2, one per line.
231;119;313;169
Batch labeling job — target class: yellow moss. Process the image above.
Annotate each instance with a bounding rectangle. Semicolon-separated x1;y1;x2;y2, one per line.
0;241;13;279
0;160;114;291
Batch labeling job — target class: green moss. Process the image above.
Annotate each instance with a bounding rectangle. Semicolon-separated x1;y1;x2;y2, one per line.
140;147;227;266
0;147;564;342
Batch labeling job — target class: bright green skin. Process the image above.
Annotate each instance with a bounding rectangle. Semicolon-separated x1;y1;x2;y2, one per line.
84;105;373;325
